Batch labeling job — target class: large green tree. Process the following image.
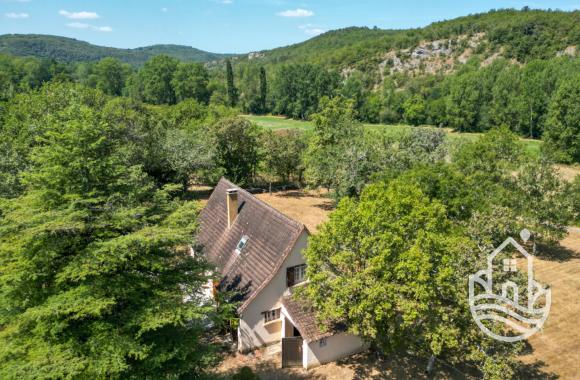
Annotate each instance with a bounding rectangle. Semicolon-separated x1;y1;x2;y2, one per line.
0;105;219;379
259;66;267;114
211;117;261;184
172;62;210;104
140;55;179;105
272;64;340;120
543;76;580;163
304;96;365;196
225;59;238;107
94;57;130;96
261;129;306;183
301;179;523;379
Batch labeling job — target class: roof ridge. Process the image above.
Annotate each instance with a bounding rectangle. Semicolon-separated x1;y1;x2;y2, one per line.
217;177;305;231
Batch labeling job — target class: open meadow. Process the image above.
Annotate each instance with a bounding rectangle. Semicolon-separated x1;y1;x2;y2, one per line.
243;115;544;158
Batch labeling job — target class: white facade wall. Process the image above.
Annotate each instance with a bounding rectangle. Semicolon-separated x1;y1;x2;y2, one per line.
303;333;367;369
237;231;309;352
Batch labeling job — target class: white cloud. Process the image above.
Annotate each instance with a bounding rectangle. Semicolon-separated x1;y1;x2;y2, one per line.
5;12;29;18
299;24;326;36
278;8;313;17
66;22;112;32
59;10;99;20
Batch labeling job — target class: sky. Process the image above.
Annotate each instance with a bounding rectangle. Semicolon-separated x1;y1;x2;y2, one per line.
1;0;579;53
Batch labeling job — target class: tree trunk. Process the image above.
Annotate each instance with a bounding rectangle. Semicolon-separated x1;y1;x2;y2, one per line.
425;355;436;375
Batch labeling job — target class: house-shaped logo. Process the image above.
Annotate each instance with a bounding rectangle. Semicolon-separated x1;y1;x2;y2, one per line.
469;229;551;342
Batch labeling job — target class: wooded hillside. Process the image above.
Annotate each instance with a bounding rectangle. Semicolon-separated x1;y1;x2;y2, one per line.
0;34;233;65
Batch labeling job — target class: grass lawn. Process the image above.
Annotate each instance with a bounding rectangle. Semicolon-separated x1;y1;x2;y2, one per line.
243;114;543;157
243;115;315;131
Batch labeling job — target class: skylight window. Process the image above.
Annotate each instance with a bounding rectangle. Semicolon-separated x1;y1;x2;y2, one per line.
235;235;249;254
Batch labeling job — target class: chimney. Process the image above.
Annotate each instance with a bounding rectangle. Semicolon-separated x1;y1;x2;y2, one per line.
226;188;238;228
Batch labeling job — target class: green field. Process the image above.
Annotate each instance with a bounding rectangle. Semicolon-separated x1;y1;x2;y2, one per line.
243;115;543;157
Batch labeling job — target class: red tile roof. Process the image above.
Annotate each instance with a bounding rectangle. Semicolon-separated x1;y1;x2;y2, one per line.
198;178;306;312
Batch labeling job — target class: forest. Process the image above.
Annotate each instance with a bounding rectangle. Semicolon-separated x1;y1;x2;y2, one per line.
1;9;579;163
0;34;232;64
0;7;579;380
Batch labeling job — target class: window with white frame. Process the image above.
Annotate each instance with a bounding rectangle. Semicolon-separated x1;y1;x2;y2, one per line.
262;308;281;323
286;264;307;287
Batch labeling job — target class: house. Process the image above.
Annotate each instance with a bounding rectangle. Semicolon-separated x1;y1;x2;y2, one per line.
198;178;366;369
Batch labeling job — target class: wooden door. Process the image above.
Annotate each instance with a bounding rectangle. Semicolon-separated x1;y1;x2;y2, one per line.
281;337;303;368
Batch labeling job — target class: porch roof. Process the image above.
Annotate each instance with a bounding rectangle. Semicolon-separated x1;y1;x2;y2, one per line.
281;295;334;343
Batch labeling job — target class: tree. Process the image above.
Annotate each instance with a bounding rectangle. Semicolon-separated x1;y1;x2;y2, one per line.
212;117;261;184
0;82;109;198
490;65;525;131
0;106;220;378
301;179;523;378
94;57;130;96
453;126;524;176
172;62;210;104
304;96;366;196
445;70;484;132
402;94;427;125
140;55;179;105
259;66;267;114
272;64;340;120
164;126;217;189
510;159;575;242
341;71;366;118
261;129;306;183
519;60;557;138
543;77;580;163
226;59;238;107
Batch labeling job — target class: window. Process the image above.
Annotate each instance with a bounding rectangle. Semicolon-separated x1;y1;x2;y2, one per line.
319;338;327;347
286;264;307;287
262;308;281;323
235;235;249;254
503;258;517;272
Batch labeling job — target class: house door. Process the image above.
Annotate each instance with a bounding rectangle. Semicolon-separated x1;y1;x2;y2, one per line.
281;337;303;368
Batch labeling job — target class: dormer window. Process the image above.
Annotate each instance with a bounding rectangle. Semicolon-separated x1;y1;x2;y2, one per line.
235;235;249;254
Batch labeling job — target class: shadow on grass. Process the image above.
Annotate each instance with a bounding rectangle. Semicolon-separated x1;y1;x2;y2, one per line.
536;242;577;262
516;360;559;380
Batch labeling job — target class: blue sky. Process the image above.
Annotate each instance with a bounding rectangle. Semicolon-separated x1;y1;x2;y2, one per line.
1;0;578;53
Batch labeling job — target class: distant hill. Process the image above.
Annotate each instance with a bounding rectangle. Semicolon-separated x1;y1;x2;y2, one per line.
242;9;579;74
0;34;234;65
